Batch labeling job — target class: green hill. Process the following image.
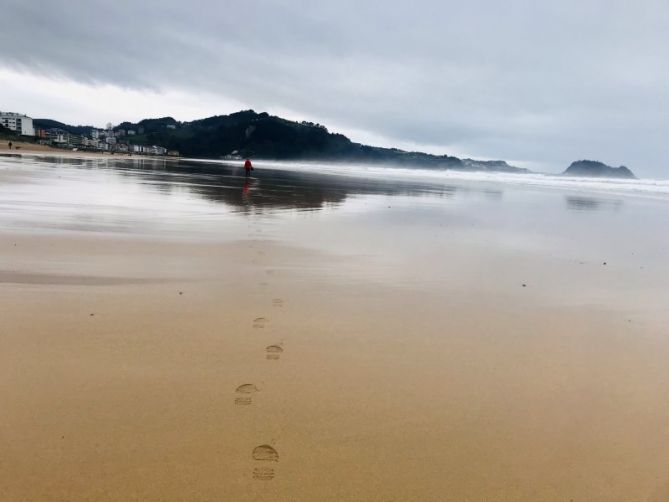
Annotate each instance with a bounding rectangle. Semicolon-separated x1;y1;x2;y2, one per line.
35;110;528;172
33;119;94;136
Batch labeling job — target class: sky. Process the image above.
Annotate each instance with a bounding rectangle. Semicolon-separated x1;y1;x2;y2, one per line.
1;0;668;177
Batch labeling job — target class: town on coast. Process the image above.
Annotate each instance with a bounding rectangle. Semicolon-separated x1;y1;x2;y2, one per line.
1;111;178;156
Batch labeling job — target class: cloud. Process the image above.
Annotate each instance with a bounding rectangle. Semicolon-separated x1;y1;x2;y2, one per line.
1;0;668;176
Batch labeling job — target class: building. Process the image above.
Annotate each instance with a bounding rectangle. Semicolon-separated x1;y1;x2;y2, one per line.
46;128;69;145
131;144;168;156
68;135;84;147
82;137;98;148
0;112;35;136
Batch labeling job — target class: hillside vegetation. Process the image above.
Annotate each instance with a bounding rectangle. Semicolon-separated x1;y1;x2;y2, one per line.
35;110;527;172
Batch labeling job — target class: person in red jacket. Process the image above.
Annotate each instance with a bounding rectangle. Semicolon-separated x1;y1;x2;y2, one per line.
244;158;253;176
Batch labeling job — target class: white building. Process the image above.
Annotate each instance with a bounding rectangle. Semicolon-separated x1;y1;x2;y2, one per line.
131;144;167;155
0;112;35;136
83;137;99;148
46;128;69;145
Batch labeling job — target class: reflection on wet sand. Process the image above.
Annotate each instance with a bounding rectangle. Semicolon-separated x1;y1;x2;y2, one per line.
116;158;466;211
565;195;623;212
2;154;488;213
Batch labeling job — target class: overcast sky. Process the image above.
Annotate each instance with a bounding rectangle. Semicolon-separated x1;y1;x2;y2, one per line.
1;0;668;176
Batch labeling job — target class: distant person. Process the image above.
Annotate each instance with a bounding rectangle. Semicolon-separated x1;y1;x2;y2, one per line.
8;141;12;150
244;158;253;176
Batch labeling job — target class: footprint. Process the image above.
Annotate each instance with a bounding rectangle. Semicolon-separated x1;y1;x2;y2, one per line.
266;344;284;360
253;467;275;480
234;384;259;405
252;444;279;481
253;444;279;461
236;384;259;393
272;298;284;308
253;317;268;329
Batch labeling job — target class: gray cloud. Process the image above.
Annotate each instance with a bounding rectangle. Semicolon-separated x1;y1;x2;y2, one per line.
1;0;668;176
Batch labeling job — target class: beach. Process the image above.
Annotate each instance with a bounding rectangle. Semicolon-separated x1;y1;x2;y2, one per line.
2;154;669;501
0;140;165;160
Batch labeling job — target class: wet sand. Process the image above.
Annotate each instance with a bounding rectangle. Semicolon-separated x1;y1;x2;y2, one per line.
2;155;669;501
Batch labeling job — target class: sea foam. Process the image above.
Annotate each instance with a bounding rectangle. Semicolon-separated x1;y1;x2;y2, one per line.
185;158;669;201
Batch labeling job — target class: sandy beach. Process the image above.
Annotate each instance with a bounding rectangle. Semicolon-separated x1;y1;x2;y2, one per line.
0;140;171;160
2;154;669;501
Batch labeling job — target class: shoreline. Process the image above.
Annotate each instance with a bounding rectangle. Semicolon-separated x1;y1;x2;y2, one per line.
4;142;666;198
0;139;178;161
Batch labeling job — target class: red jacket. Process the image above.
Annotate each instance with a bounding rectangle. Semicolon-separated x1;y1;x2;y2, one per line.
244;159;253;170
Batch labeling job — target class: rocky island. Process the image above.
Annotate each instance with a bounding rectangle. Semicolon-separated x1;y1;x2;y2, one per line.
562;160;636;179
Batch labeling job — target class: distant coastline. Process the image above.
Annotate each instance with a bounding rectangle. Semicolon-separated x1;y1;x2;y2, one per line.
3;109;637;179
27;111;528;174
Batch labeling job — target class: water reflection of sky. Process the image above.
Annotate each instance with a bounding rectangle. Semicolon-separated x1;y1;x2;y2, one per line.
565;196;623;212
2;154;669;313
0;155;499;235
1;155;668;262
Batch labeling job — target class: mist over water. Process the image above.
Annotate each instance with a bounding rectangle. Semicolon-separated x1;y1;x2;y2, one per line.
2;155;668;240
232;159;669;201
